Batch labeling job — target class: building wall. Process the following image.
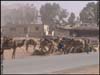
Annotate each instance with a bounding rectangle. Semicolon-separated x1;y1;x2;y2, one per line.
70;30;99;37
54;28;99;38
54;28;70;37
2;24;99;38
2;24;44;38
28;25;44;37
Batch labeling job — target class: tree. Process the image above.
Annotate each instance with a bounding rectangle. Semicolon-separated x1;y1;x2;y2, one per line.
40;3;60;25
80;2;98;24
68;12;75;26
1;4;13;25
58;9;68;25
95;1;99;26
1;3;38;25
22;4;38;24
40;3;68;30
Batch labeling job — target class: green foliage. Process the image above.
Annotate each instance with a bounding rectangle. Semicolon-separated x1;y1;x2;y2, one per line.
40;3;68;26
80;2;98;24
1;4;38;25
68;12;75;25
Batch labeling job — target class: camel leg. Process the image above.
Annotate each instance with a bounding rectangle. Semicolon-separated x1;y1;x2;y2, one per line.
47;46;50;54
22;46;26;55
74;47;78;53
32;45;36;54
51;46;55;54
90;46;96;52
63;48;66;54
55;48;59;53
63;47;67;54
80;47;83;53
40;47;46;55
57;48;60;53
68;47;72;53
26;44;29;52
12;48;16;59
50;47;54;54
77;48;81;53
48;48;51;54
66;47;71;54
2;49;4;60
62;47;66;54
93;48;97;52
49;46;52;54
81;48;84;53
39;46;42;52
72;47;76;53
33;44;37;52
41;47;44;53
81;47;84;53
40;46;45;53
85;47;89;54
50;46;54;54
64;46;69;54
58;48;61;53
55;48;58;53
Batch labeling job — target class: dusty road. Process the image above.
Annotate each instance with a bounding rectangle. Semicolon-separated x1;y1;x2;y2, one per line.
52;64;99;74
2;52;99;74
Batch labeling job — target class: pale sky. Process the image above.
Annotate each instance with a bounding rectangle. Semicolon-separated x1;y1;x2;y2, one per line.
1;1;97;17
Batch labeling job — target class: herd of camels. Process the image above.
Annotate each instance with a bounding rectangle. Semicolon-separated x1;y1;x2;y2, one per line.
1;36;98;59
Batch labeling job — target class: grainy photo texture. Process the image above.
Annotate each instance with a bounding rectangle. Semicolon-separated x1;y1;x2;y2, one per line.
1;1;99;74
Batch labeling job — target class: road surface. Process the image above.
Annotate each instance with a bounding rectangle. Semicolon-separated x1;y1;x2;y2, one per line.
2;52;99;74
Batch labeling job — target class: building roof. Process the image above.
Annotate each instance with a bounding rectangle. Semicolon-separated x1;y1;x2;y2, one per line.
73;26;99;30
57;25;99;31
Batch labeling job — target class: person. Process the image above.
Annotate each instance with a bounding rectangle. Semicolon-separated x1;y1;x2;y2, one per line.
58;40;64;52
84;39;90;54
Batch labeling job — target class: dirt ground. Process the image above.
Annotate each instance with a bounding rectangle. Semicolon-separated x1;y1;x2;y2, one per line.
2;46;34;60
1;37;99;60
52;64;99;74
2;45;99;60
2;45;99;74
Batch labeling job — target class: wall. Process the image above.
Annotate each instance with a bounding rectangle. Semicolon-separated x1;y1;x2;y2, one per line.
2;24;44;38
54;28;70;37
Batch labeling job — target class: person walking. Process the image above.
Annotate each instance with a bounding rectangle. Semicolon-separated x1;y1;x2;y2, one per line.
84;39;90;54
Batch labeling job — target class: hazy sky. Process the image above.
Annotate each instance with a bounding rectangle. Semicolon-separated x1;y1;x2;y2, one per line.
1;1;97;17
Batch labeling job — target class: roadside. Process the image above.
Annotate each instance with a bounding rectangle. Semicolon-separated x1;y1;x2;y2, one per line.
52;64;99;74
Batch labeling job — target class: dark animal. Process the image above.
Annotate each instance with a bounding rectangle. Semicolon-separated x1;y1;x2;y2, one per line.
58;38;85;54
1;36;25;59
25;39;37;52
63;38;94;54
39;37;56;55
83;39;97;53
57;38;73;54
57;40;65;53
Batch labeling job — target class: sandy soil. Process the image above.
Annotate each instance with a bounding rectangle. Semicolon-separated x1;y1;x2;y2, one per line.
2;46;34;60
2;45;99;60
52;64;99;74
1;37;99;60
2;46;99;74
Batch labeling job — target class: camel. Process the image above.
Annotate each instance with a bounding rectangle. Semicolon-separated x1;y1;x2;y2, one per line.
1;36;25;59
39;37;58;55
58;38;85;54
63;38;96;54
25;39;37;53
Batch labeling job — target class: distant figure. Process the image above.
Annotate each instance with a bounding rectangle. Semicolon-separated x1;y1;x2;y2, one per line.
84;39;90;54
58;40;64;53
